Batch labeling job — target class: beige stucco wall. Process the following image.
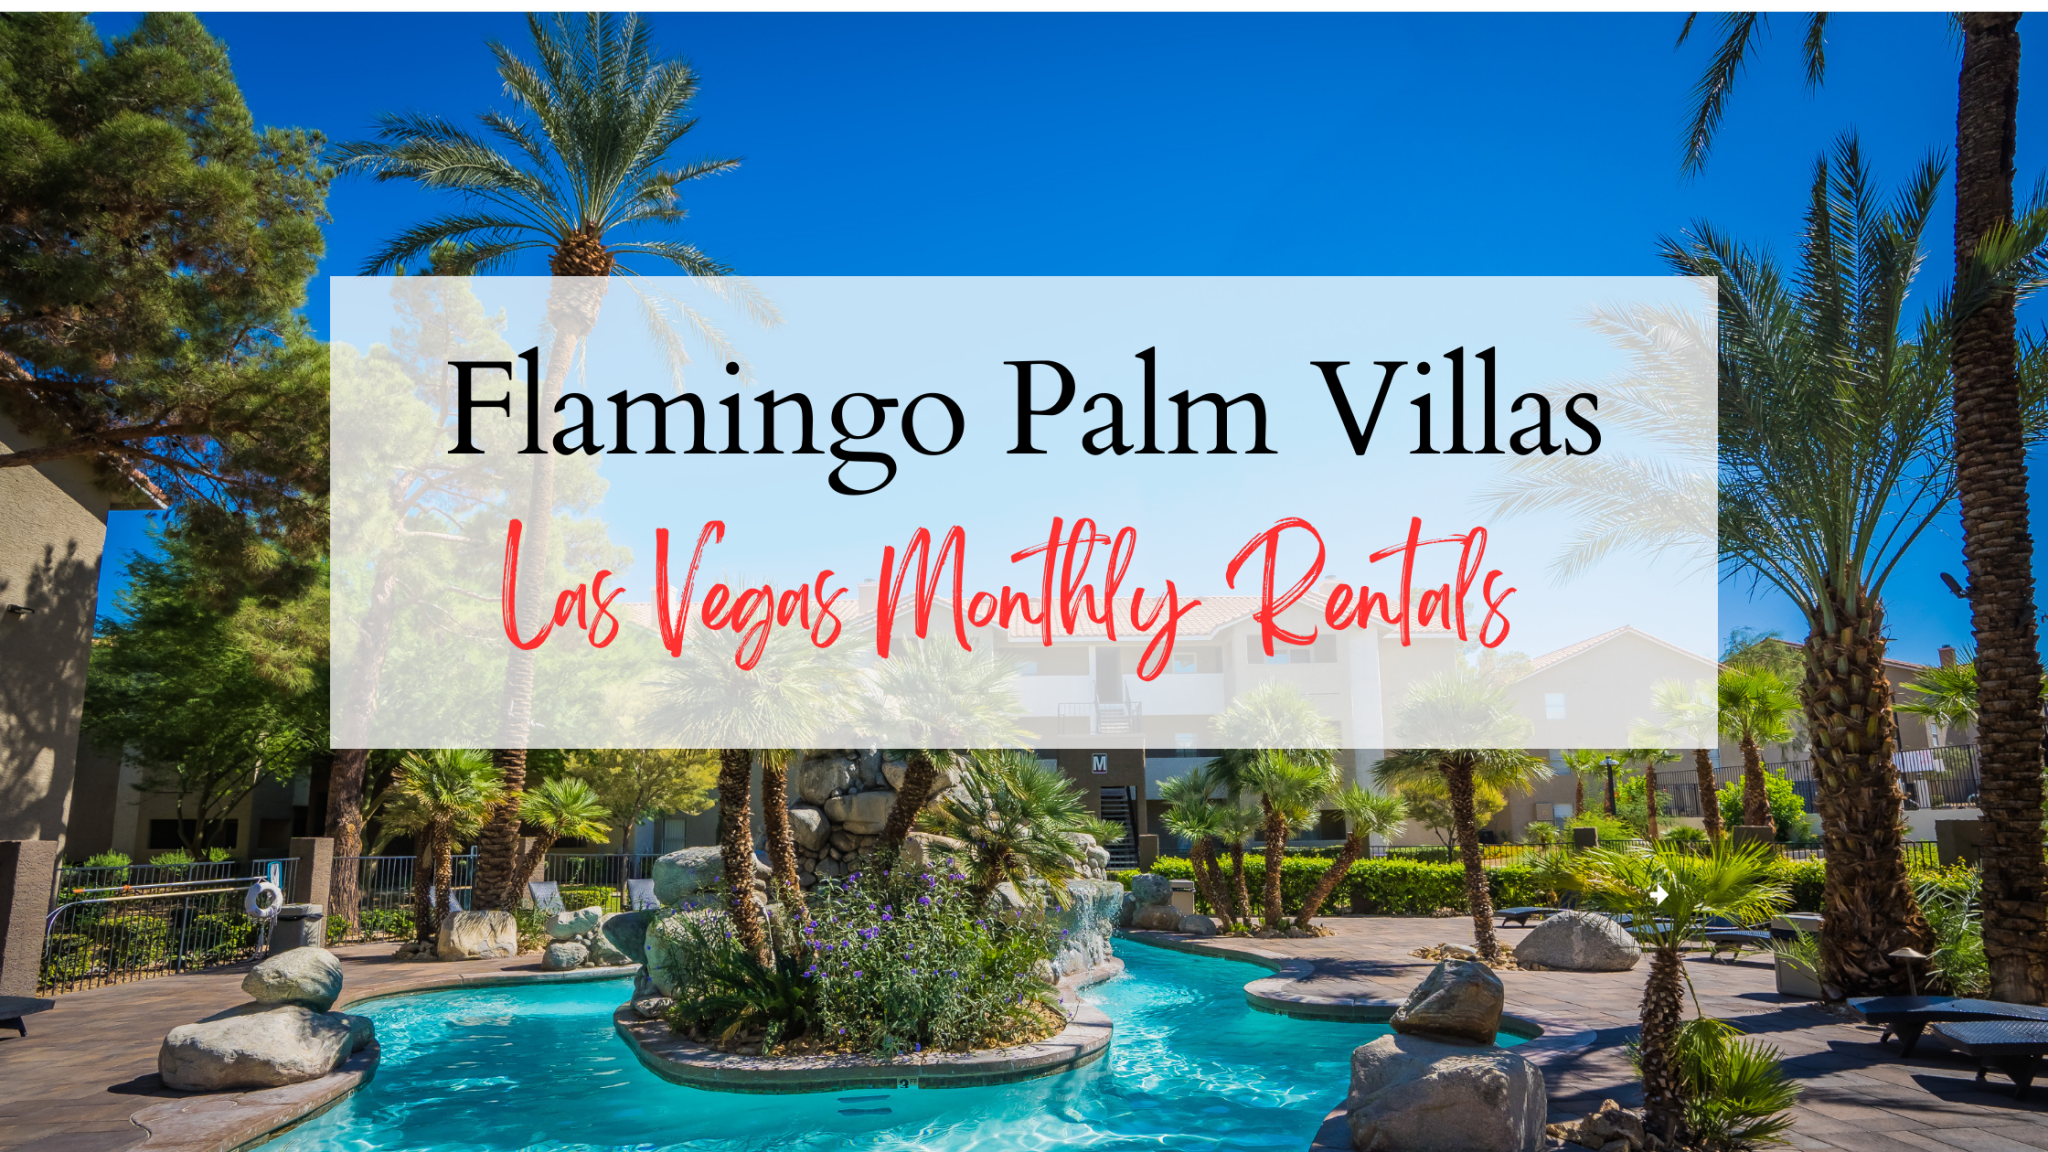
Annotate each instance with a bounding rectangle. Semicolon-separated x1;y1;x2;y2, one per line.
0;409;116;856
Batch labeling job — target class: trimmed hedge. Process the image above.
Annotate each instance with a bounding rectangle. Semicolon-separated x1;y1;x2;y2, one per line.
1116;853;1957;918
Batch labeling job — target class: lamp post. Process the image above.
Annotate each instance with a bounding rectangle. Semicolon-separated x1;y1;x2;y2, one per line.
1600;756;1619;818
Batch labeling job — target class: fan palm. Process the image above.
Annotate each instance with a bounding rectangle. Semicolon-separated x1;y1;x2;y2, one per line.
387;748;504;943
1372;669;1551;961
1717;666;1799;830
335;12;743;914
1210;683;1340;930
1622;741;1684;844
1646;680;1723;840
1570;840;1790;1140
512;776;611;886
1693;137;2048;993
645;628;849;960
914;750;1101;908
1556;748;1619;821
1292;786;1408;929
863;639;1033;847
1679;8;2048;1007
1159;766;1234;927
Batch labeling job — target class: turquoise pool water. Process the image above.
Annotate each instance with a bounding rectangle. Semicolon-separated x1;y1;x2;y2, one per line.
267;942;1523;1152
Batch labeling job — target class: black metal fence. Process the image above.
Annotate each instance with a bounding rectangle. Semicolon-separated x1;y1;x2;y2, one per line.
1777;747;1982;812
41;879;275;993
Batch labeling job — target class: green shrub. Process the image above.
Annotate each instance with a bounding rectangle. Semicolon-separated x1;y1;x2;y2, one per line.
557;885;622;913
329;907;414;943
1133;856;1553;918
1716;775;1810;842
1916;867;1987;996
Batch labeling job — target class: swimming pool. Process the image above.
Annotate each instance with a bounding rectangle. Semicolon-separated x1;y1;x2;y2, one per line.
268;942;1523;1152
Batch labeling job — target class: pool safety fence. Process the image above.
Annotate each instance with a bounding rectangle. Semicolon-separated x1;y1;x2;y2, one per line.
40;878;276;993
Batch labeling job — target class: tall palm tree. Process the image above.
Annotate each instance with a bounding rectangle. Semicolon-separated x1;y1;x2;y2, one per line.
1679;6;2048;1009
1648;679;1724;840
511;776;611;885
1717;666;1799;830
914;750;1109;908
1572;840;1790;1141
1372;669;1551;962
1210;683;1340;931
646;628;848;960
1159;766;1233;926
864;639;1033;847
1696;138;2048;993
387;748;503;944
1292;785;1407;929
335;12;741;913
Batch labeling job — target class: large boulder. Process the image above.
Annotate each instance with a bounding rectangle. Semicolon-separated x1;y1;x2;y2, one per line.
902;831;965;872
1391;960;1504;1045
1347;1033;1547;1152
241;947;343;1012
1180;914;1220;936
159;1006;374;1091
1131;903;1183;932
542;942;588;971
797;757;851;805
824;789;898;835
1118;891;1137;928
1511;911;1641;972
599;910;652;966
547;905;603;940
1130;873;1173;905
643;909;722;998
788;806;829;851
652;847;725;905
588;933;631;967
437;910;517;960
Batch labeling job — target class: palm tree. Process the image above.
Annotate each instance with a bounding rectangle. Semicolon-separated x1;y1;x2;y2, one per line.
1159;766;1234;926
1210;683;1340;931
512;776;611;886
864;639;1033;847
1557;749;1611;823
1717;666;1799;830
914;750;1108;908
1372;669;1551;962
1694;138;2048;993
335;12;742;913
1679;7;2048;1008
1646;680;1724;840
387;749;503;944
1622;742;1683;844
1895;655;1983;753
1292;785;1408;930
1571;840;1790;1141
646;628;848;960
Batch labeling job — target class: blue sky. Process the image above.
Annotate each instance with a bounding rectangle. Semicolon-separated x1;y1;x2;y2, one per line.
93;11;2048;668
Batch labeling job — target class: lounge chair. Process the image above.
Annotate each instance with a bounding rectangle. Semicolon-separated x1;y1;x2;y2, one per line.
1928;1020;2048;1099
1697;916;1772;962
1495;907;1562;927
1848;996;2048;1056
527;880;564;913
625;878;658;910
0;994;54;1038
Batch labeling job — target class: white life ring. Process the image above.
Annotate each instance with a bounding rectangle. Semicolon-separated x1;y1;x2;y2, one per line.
245;879;284;920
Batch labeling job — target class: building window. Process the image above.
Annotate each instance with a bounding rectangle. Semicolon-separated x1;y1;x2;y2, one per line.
148;819;238;850
1248;638;1317;664
1545;693;1567;720
1175;733;1198;750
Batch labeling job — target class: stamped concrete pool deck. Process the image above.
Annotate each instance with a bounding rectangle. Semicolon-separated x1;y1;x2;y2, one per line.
3;919;2046;1152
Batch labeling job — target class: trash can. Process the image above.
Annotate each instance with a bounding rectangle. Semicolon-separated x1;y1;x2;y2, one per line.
269;903;326;955
1169;879;1197;917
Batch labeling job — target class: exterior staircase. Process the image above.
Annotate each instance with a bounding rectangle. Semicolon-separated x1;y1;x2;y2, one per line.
1098;787;1139;869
